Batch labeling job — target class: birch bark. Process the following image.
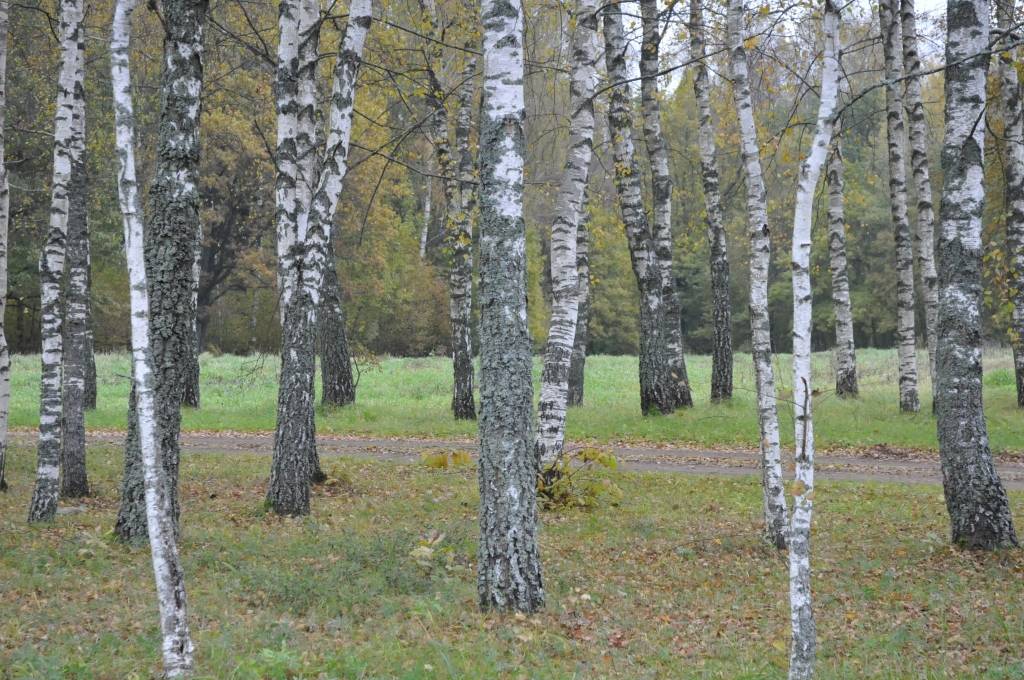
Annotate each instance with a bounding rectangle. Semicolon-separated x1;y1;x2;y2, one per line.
935;0;1018;549
603;6;675;416
691;0;732;402
476;0;544;613
727;0;787;547
880;0;920;412
567;203;590;407
535;0;599;467
320;229;356;408
788;3;840;675
29;0;84;522
826;141;858;397
0;0;8;492
112;0;195;672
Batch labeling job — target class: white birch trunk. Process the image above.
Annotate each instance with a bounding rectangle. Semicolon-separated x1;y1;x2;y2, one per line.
880;0;920;412
0;0;10;492
826;141;858;397
535;0;600;467
28;0;85;522
788;3;840;675
112;0;195;672
420;170;432;259
727;0;788;547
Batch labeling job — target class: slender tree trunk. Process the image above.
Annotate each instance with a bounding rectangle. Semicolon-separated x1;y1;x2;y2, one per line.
420;170;431;259
935;0;1018;550
640;0;691;408
112;1;195;672
567;205;590;407
0;0;9;492
880;0;920;412
268;0;371;515
535;0;599;467
603;7;675;416
827;141;859;397
28;0;84;522
691;0;732;402
476;0;544;613
181;227;201;408
727;0;787;547
61;66;89;499
115;383;147;542
901;0;939;406
320;230;355;407
997;0;1024;407
787;4;840;676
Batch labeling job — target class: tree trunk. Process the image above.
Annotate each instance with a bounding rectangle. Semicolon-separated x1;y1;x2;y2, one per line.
534;0;599;467
112;0;196;671
727;0;787;548
320;230;355;408
29;0;84;522
880;0;920;413
935;0;1018;550
0;0;9;492
997;0;1024;408
827;141;858;397
690;0;732;402
420;170;431;259
181;227;201;408
115;383;147;542
640;0;691;408
268;0;371;515
787;4;840;675
603;7;675;416
61;67;89;499
567;206;590;408
476;0;544;613
901;0;939;406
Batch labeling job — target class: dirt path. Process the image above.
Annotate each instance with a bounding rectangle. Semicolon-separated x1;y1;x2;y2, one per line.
15;430;1024;490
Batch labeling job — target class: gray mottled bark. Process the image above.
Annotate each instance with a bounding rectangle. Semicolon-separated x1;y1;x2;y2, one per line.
827;141;858;397
880;0;920;413
691;0;732;402
115;383;147;542
727;0;787;548
29;0;85;522
997;0;1024;407
320;230;355;408
181;231;201;409
640;0;691;408
535;0;599;467
567;207;590;407
0;0;9;492
934;0;1018;550
603;6;675;416
476;0;544;613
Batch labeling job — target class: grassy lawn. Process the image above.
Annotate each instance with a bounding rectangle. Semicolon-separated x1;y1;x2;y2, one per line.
8;347;1024;453
1;448;1022;678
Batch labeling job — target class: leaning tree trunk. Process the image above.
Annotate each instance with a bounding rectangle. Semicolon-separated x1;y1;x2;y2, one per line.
880;0;920;413
901;0;939;406
997;0;1024;407
476;0;544;613
320;230;355;408
787;4;840;676
826;141;859;397
0;0;9;492
567;204;591;407
691;0;732;402
640;0;691;408
935;0;1018;550
61;66;90;499
268;0;371;516
28;0;84;522
112;0;196;669
535;0;599;467
603;6;675;416
727;0;787;548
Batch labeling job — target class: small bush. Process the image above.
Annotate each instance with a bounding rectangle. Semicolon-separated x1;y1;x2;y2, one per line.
538;447;622;510
420;449;474;469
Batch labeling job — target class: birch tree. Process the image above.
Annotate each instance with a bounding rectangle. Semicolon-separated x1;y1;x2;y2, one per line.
28;0;85;522
0;0;10;493
691;0;732;402
567;203;590;407
112;0;196;670
268;0;372;515
603;6;675;416
535;0;600;467
787;2;840;675
320;231;356;408
640;0;692;408
997;0;1024;407
880;0;920;413
826;141;858;396
727;0;787;547
934;0;1018;550
476;0;544;612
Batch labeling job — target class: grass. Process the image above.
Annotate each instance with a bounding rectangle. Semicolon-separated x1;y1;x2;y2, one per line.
8;346;1024;453
1;448;1022;678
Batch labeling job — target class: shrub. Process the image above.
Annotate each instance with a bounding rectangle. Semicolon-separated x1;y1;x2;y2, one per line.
537;447;622;510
